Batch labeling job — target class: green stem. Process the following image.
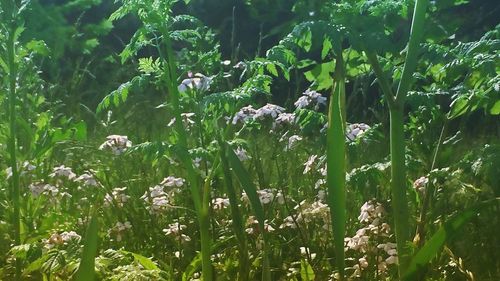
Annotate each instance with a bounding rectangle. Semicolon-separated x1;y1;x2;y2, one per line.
395;0;429;103
160;29;213;280
327;50;346;280
389;105;410;275
6;5;22;279
218;135;249;281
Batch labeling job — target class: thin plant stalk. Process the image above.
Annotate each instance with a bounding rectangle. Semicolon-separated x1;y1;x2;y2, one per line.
326;49;346;280
5;1;22;279
217;134;249;281
364;0;429;276
159;28;213;280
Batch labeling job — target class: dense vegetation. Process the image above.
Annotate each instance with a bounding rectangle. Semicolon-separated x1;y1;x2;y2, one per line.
1;0;499;280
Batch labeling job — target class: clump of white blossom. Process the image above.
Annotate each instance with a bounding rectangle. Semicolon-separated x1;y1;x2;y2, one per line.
245;216;275;235
254;103;285;120
28;182;59;197
241;188;284;205
280;200;330;230
163;222;191;243
49;165;76;180
294;89;327;110
99;135;132;155
141;176;185;213
5;161;36;179
108;221;132;242
413;176;429;193
346;123;371;141
168;112;196;128
104;187;130;208
344;200;397;278
76;172;99;188
212;197;230;210
43;231;81;250
232;105;257;124
178;73;211;93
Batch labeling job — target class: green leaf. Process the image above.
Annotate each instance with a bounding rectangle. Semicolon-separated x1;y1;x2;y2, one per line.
120;251;159;270
321;38;333;60
489;100;500;115
74;214;99;281
403;198;500;280
448;96;469;118
304;61;335;90
300;259;315;281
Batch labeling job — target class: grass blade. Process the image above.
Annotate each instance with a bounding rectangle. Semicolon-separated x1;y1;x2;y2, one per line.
225;141;271;281
74;213;99;281
403;198;499;280
327;50;346;279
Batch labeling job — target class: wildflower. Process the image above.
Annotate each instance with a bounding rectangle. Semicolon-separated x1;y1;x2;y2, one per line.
104;187;130;207
254;103;285;120
346;123;371;141
28;182;48;197
275;113;296;125
234;147;250;161
245;216;275;234
76;172;99;187
160;176;185;188
303;155;318;174
280;215;298;229
257;189;275;204
43;231;81;249
232;105;256;124
49;165;76;180
287;135;303;150
99;135;132;155
141;185;171;213
358;200;384;223
294;89;327;110
178;73;211;93
109;221;132;242
413;176;428;193
212;197;230;210
168;112;196;128
5;161;36;179
163;222;191;242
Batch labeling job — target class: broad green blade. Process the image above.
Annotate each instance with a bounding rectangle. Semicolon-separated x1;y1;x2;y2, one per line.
74;214;99;281
327;52;346;280
403;198;499;280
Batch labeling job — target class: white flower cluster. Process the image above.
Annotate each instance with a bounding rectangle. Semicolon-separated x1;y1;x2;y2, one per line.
232;103;288;126
413;176;428;193
286;135;303;150
104;187;130;208
49;165;76;180
294;89;327;110
43;231;81;249
99;135;132;155
76;172;99;188
253;103;285;120
108;221;132;242
345;200;397;278
28;182;59;197
245;216;275;235
5;161;36;179
141;176;185;213
280;200;330;230
346;123;371;141
168;112;196;128
234;147;250;161
303;155;318;174
163;222;191;242
275;113;296;125
212;197;230;210
178;73;211;93
241;188;284;205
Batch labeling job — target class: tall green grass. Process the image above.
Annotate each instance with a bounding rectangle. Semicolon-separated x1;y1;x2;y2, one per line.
326;50;347;280
365;0;429;277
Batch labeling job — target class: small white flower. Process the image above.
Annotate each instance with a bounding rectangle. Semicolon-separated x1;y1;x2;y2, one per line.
254;103;285;120
287;135;303;150
50;165;76;180
275;113;296;125
178;73;211;93
346;123;371;141
212;197;230;210
99;135;132;155
76;173;99;187
160;176;185;187
232;105;257;124
303;155;318;174
234;147;250;161
413;176;428;193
